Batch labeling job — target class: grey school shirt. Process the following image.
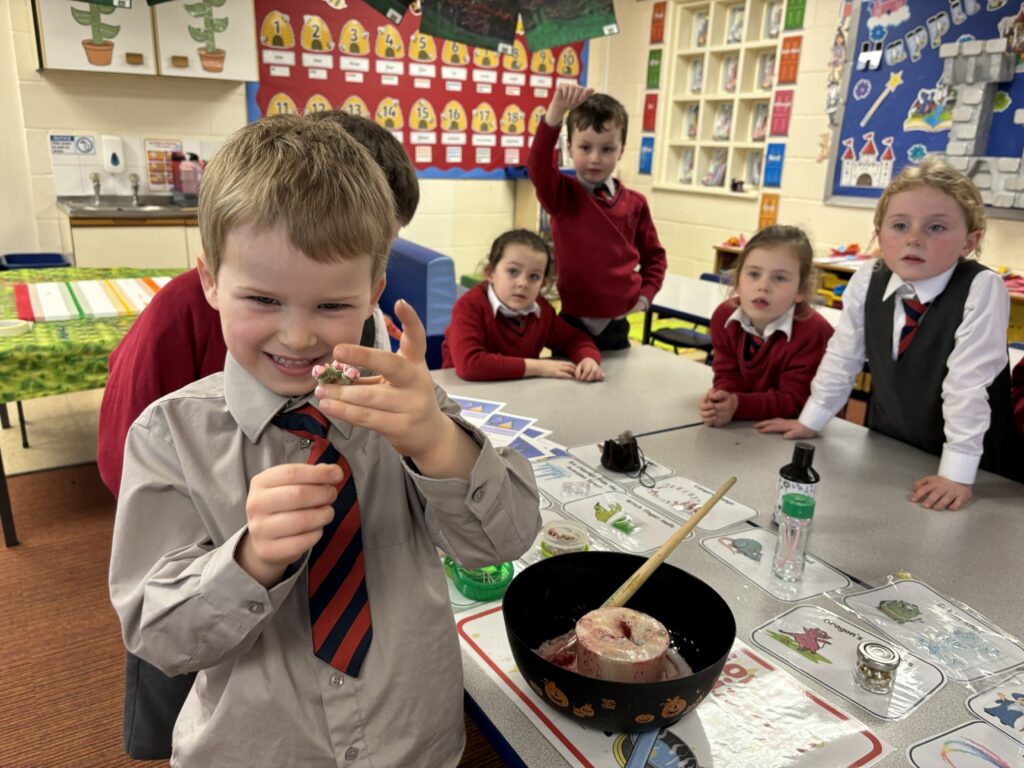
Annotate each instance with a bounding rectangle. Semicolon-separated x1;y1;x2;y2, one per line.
109;354;541;768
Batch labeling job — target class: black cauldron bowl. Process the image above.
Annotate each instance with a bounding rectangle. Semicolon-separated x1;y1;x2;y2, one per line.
503;551;735;732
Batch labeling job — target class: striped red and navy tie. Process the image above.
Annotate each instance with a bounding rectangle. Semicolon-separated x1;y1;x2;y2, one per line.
273;405;372;677
743;332;764;362
899;297;929;358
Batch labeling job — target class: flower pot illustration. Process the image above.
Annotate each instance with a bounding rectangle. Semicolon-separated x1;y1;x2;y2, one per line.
71;3;120;67
197;48;226;72
186;0;229;73
82;39;114;66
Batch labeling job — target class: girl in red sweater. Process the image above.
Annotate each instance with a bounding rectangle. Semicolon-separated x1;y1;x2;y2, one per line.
442;229;605;381
699;225;833;427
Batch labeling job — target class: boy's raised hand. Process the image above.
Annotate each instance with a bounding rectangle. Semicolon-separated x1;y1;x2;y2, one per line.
545;83;595;126
239;463;341;587
316;299;480;480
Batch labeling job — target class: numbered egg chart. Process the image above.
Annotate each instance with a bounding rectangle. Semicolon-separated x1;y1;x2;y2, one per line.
253;0;584;173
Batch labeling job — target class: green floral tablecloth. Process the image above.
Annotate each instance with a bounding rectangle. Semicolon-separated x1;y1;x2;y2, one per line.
0;267;184;402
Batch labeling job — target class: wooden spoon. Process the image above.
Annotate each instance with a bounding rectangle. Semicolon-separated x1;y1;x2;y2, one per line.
548;475;737;657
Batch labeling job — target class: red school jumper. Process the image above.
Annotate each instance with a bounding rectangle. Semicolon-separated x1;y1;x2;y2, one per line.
442;284;601;381
527;120;666;318
710;297;834;421
97;268;226;497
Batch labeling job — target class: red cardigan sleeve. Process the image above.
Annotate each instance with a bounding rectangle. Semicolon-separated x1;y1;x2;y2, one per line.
541;299;601;365
527;120;569;216
732;311;834;421
635;200;667;305
444;290;528;381
98;278;211;497
710;300;744;392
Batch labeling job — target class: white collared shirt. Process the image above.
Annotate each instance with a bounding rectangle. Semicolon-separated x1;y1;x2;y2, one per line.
487;283;541;319
725;304;795;341
578;175;616;198
799;259;1009;484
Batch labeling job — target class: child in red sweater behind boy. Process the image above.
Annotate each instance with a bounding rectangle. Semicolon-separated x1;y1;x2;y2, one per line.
700;225;833;427
442;229;604;382
528;83;666;350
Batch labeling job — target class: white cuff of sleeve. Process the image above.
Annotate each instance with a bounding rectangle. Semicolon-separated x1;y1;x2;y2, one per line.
937;449;980;486
798;402;836;433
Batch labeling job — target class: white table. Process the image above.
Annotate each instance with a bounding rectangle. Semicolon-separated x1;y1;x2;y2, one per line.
457;386;1024;768
432;344;714;445
644;274;843;344
634;422;1024;628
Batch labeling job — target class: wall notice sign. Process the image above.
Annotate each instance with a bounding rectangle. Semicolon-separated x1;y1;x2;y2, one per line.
49;134;96;155
144;138;183;191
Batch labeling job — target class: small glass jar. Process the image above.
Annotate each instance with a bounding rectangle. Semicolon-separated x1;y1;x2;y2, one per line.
855;641;900;694
539;520;590;558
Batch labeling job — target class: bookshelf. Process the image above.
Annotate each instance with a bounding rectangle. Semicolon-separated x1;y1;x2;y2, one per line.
655;0;783;198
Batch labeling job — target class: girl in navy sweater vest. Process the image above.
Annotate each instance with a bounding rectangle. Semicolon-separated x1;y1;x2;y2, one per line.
759;158;1019;510
700;225;833;427
442;230;604;382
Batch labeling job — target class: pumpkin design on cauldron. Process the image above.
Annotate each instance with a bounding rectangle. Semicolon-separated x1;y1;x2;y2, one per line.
572;703;595;718
543;679;569;708
634;713;655;724
661;696;686;718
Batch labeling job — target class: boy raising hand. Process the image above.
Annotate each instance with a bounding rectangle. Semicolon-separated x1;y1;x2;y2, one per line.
529;83;667;350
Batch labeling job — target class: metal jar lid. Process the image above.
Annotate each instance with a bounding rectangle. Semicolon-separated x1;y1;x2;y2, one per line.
857;641;900;671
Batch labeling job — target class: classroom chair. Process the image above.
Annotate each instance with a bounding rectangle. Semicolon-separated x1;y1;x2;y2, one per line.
379;238;457;369
646;272;722;364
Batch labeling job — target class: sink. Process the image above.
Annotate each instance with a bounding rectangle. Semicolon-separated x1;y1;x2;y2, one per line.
58;195;190;217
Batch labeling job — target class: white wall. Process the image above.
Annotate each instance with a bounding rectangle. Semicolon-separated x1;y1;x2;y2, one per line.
2;0;511;275
1;0;38;253
596;0;1024;276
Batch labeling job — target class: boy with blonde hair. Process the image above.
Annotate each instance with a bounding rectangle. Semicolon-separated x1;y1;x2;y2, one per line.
108;114;540;766
100;110;423;760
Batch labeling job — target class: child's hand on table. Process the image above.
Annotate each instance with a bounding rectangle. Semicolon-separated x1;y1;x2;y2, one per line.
699;388;738;427
754;418;818;439
317;299;480;481
525;358;576;379
545;83;595;126
911;475;972;511
574;357;605;382
239;463;341;587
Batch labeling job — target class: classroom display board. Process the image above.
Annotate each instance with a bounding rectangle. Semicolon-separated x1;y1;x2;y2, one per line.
830;0;1024;201
251;0;585;177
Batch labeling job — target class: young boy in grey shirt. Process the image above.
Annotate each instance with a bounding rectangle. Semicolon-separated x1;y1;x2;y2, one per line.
109;114;540;767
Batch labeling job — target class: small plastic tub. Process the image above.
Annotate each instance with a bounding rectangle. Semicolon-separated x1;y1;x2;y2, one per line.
540;520;590;558
443;557;514;601
0;252;70;270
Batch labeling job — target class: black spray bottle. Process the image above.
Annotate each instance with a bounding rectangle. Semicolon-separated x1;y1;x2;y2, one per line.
772;442;819;526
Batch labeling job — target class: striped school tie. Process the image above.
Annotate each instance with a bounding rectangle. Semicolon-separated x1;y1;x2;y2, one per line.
272;405;372;677
594;183;612;202
743;332;764;362
899;297;929;358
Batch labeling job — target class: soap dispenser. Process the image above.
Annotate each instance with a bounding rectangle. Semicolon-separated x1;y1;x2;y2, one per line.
100;134;125;174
